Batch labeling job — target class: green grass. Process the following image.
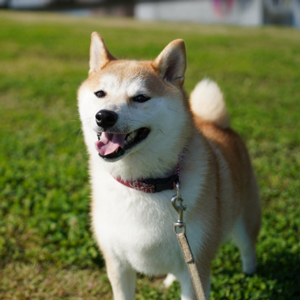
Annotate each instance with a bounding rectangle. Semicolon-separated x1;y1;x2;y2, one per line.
0;10;299;299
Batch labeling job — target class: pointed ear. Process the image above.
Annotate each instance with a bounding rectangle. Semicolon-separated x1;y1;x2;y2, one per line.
152;39;186;87
89;32;116;73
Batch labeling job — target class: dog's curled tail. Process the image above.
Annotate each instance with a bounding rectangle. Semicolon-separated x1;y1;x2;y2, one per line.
190;79;230;129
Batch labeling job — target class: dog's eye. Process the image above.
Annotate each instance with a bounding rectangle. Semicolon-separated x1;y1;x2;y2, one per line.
132;94;151;103
95;90;106;98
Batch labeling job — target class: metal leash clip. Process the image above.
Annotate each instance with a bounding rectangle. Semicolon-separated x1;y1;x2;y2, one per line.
171;182;187;234
171;182;206;300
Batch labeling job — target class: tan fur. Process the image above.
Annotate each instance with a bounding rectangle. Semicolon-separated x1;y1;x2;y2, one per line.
196;119;260;225
192;119;261;280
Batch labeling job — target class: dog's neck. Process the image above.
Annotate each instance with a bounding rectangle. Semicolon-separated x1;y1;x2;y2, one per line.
112;150;185;193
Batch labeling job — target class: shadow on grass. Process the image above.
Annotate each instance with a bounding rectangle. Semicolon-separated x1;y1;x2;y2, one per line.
211;244;300;300
257;250;300;299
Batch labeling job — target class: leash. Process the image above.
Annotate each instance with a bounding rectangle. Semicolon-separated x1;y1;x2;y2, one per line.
172;182;206;300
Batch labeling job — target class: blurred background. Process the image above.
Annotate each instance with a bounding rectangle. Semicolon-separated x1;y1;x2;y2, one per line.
1;0;300;28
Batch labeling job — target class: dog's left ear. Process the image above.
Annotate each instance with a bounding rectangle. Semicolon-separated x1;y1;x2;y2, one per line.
152;39;186;87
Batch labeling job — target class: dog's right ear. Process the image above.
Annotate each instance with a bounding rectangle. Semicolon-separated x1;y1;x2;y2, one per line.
89;32;116;74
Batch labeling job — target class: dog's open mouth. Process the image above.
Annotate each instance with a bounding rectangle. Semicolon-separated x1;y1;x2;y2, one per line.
95;127;150;160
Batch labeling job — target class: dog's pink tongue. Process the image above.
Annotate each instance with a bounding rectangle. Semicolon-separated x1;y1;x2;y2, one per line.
95;132;126;156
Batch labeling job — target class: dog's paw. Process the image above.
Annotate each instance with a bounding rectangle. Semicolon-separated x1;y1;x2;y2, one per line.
242;258;257;276
163;273;177;288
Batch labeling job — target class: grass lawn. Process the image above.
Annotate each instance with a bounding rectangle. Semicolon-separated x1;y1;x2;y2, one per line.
0;10;299;299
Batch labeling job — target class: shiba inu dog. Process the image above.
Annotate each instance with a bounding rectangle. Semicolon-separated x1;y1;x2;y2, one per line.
78;32;261;300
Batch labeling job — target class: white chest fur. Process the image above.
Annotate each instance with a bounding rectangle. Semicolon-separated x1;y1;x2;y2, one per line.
91;160;210;278
91;173;185;275
89;136;209;277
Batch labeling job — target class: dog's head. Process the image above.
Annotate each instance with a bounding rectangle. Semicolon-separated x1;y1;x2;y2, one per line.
78;33;192;178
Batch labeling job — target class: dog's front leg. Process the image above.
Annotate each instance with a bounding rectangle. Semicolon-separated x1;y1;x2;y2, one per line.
105;257;136;300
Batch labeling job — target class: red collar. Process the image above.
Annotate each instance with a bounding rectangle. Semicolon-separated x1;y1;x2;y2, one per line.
113;151;184;193
114;174;179;193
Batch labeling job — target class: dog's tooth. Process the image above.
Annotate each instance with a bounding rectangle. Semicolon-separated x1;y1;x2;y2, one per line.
126;131;136;143
128;133;134;141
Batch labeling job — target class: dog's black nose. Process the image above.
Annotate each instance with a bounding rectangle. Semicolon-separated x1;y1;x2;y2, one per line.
95;110;118;131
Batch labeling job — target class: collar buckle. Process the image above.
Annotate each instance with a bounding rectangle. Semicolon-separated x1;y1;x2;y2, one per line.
143;174;179;193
